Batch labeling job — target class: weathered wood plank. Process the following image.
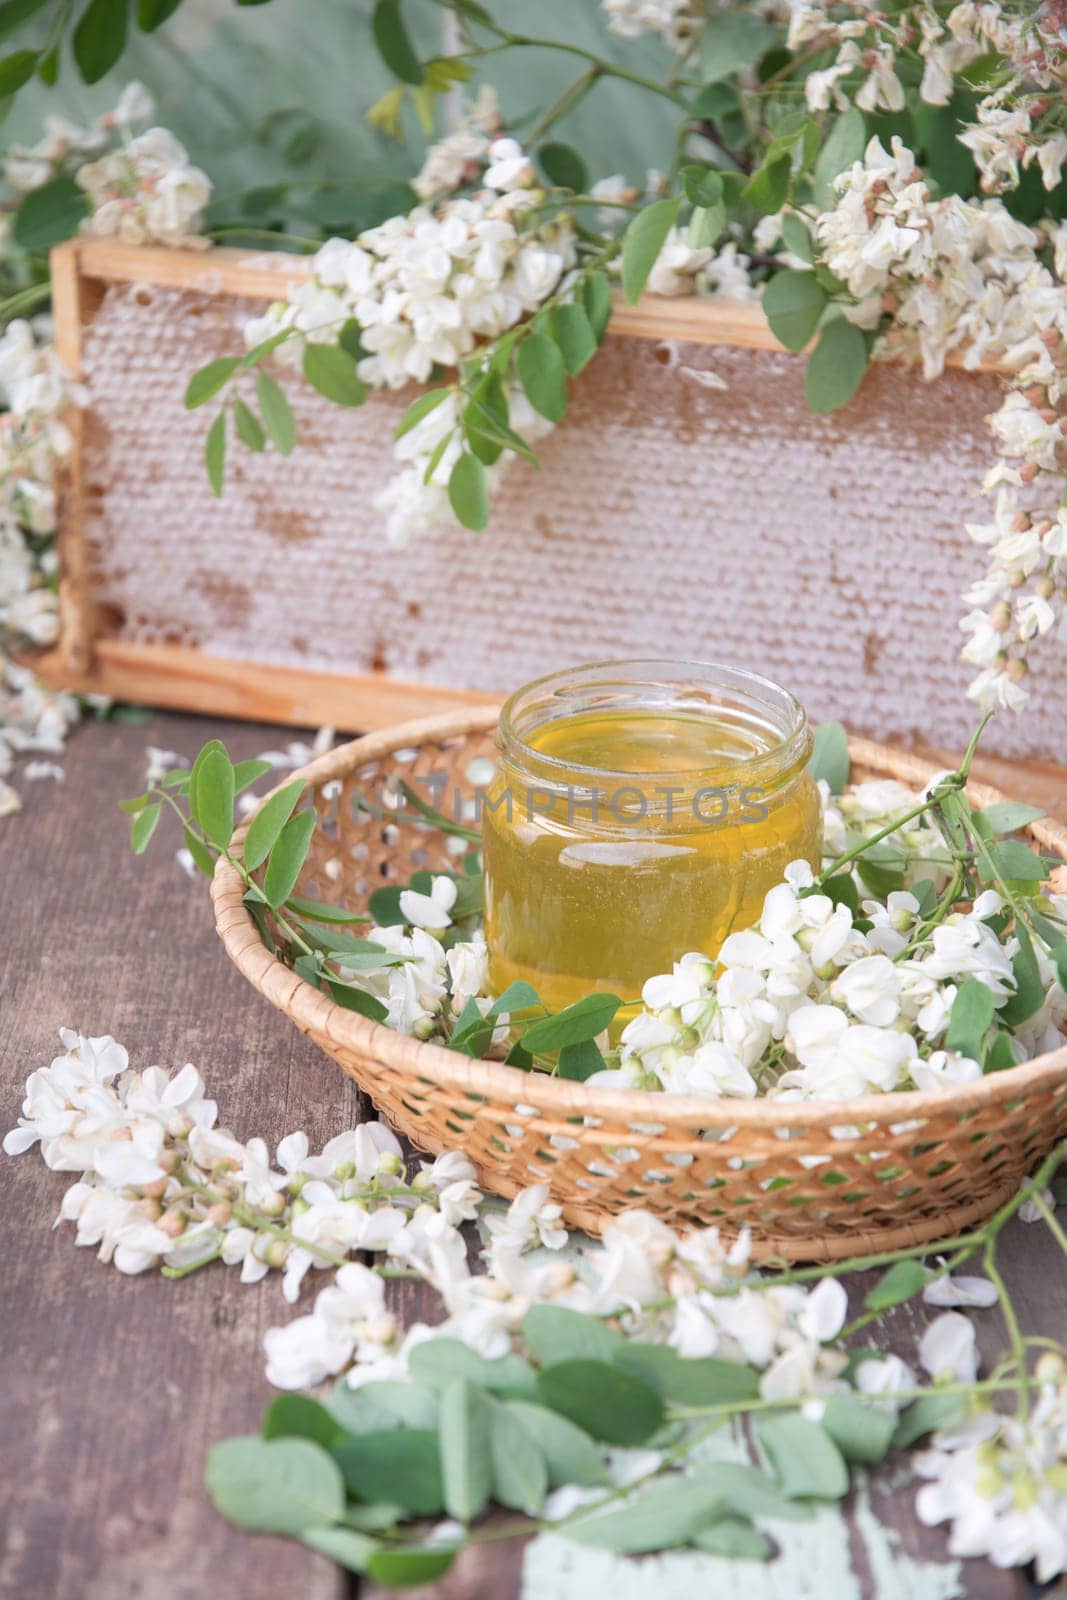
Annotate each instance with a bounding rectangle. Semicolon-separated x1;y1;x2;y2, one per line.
0;712;364;1600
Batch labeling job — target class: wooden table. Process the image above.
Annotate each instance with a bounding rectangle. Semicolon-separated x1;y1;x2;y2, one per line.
2;711;1064;1600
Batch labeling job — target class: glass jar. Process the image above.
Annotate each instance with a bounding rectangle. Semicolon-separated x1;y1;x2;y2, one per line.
482;659;822;1014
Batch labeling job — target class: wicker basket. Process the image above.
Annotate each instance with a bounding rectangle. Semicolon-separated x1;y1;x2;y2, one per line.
212;709;1067;1262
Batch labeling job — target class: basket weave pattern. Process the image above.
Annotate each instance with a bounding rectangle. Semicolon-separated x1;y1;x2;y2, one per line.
213;710;1067;1262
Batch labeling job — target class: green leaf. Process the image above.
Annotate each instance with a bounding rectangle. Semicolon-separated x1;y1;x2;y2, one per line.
185;358;239;409
974;801;1045;836
182;826;216;877
805;317;869;413
129;802;162;855
550;303;597;377
814;107;867;209
263;1395;344;1449
303;342;367;406
821;1393;897;1464
12;174;89;251
757;1415;849;1500
263;807;316;908
328;1378;440;1433
195;747;235;849
0;0;50;47
762;269;827;352
302;1527;379;1573
333;1429;445;1514
892;1392;967;1449
864;1258;928;1312
119;792;151;814
521;993;622;1053
287;895;368;924
439;1377;492;1522
72;0;127;82
582;270;614;339
205;1436;345;1536
503;1401;608;1488
680;163;724;209
614;1344;761;1405
780;212;815;263
205;412;226;498
488;979;540;1017
945;977;995;1063
691;1517;773;1559
232;398;266;452
558;1038;604;1081
743;152;791;213
689;1462;814;1522
687;202;726;249
488;1398;548;1514
999;924;1044;1026
985;1029;1018;1073
394;387;451;441
621;196;681;304
136;0;184;30
371;0;422;84
448;452;489;531
537;1360;664;1446
231;758;273;793
517;332;568;423
255;370;296;456
0;48;36;94
565;1479;725;1553
524;1306;623;1366
538;140;588;193
984;839;1049;883
408;1339;538;1401
188;742;230;819
699;10;777;82
243;778;306;871
807;721;850;791
366;1547;458;1587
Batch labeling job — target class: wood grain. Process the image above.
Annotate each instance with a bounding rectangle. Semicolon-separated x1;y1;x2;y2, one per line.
1;712;1063;1599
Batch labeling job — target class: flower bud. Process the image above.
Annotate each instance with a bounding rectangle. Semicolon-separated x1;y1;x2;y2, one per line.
333;1160;356;1181
411;1170;436;1193
140;1177;168;1199
158;1209;186;1239
259;1190;286;1217
290;1196;309;1220
206;1202;232;1227
264;1238;289;1269
286;1172;306;1198
376;1151;404;1178
139;1197;163;1221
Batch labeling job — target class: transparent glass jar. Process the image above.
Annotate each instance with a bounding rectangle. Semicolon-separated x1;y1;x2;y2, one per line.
482;659;822;1014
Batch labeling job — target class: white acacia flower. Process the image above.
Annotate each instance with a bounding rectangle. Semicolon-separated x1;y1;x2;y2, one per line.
920;1311;979;1383
924;1275;999;1309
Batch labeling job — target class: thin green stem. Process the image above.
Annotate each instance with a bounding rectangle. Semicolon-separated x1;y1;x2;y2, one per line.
526;62;602;146
1026;1189;1067;1259
161;1247;222;1280
984;1245;1030;1419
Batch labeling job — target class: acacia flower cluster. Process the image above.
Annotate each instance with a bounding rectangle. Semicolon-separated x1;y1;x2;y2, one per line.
243;132;573;547
786;1;1067;192
3;82;210;250
815;135;1067;714
595;775;1067;1099
6;1031;1067;1580
0;319;83;815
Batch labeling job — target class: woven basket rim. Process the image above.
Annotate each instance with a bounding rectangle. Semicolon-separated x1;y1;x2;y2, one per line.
212;707;1067;1130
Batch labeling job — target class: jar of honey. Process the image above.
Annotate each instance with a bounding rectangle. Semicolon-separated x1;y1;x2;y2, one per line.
482;660;822;1014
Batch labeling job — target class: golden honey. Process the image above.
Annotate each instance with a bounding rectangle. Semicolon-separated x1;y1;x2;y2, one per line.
482;661;822;1014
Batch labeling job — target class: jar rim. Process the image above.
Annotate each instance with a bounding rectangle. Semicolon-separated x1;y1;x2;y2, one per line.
497;657;811;786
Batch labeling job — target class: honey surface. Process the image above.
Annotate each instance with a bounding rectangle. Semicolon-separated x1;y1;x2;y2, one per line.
483;710;822;1014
